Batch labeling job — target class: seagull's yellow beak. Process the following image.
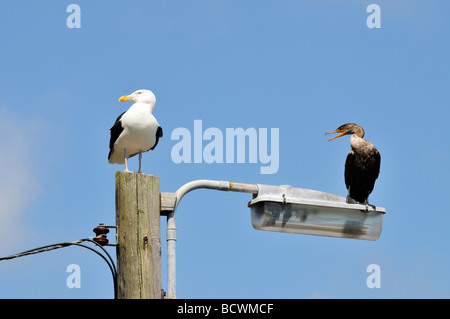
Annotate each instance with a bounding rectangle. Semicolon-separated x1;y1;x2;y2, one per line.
325;129;347;141
118;95;133;102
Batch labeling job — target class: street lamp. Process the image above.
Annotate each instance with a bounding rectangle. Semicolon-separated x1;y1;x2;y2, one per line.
161;180;386;298
249;184;385;240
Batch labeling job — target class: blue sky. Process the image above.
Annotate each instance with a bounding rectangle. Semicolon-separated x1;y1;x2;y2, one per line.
0;1;449;298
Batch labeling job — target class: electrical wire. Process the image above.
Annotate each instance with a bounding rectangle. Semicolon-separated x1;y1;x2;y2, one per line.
0;237;117;299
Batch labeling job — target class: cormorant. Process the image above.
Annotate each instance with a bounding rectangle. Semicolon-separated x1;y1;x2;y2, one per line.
325;123;380;208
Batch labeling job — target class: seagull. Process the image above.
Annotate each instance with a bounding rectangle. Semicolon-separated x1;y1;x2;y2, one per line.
108;89;163;174
326;123;380;209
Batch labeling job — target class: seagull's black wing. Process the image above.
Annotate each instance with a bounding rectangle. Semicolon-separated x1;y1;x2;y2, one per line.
150;126;163;150
108;111;126;160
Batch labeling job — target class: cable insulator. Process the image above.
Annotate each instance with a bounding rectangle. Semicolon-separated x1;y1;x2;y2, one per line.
93;224;109;246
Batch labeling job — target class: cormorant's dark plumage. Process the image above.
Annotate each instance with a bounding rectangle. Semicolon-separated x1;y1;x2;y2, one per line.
326;123;380;206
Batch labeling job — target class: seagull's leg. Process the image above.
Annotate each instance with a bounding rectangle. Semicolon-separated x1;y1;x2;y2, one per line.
123;149;131;173
137;151;143;174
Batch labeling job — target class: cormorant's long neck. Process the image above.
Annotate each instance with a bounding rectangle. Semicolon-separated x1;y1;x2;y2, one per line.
350;134;374;153
350;134;376;153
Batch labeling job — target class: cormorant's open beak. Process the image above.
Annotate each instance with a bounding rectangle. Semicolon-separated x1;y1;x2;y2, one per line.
325;129;347;141
118;95;133;102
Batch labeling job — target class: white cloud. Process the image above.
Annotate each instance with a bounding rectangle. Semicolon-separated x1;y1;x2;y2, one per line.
0;107;44;252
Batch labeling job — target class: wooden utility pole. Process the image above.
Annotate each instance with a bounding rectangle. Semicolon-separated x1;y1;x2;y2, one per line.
115;171;161;299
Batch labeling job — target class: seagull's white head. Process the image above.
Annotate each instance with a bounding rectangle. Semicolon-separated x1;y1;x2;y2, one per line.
118;89;156;106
